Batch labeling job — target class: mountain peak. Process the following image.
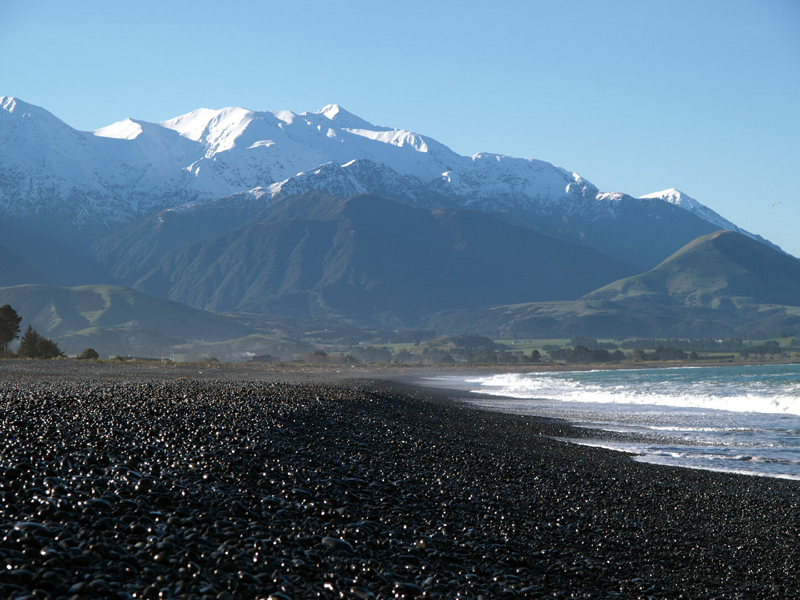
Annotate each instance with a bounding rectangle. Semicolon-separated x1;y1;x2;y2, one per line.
93;117;144;140
1;96;55;122
315;104;373;129
639;187;764;245
318;104;349;120
1;96;30;113
0;95;780;267
640;188;693;206
159;106;257;142
1;96;19;111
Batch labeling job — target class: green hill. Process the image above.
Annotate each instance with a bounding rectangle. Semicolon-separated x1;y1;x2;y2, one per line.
585;230;800;308
429;231;800;339
0;284;273;357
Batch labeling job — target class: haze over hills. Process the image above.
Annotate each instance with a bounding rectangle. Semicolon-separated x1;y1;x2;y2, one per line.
0;96;778;270
0;245;50;287
0;220;113;286
431;231;800;339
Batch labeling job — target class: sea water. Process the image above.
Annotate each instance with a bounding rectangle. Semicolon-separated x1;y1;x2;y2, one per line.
424;364;800;480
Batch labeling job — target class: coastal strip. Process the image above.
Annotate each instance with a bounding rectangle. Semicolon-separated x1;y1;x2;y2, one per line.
0;361;798;599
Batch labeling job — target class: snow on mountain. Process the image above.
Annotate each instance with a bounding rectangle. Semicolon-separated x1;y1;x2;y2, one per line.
254;159;439;208
0;97;132;229
640;189;739;232
0;95;767;253
0;96;596;225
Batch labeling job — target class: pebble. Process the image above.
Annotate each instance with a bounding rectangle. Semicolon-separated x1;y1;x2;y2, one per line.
0;359;798;599
321;536;353;551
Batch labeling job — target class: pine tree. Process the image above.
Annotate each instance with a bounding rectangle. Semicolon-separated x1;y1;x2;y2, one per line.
0;304;22;353
17;324;64;358
17;324;40;357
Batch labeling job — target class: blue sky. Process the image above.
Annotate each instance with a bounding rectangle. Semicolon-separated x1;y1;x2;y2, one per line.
3;0;799;256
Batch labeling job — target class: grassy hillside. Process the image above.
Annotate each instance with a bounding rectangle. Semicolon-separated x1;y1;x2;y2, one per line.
429;232;800;339
0;284;273;357
586;230;800;308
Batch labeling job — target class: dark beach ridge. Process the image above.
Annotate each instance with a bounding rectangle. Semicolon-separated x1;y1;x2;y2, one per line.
1;361;798;599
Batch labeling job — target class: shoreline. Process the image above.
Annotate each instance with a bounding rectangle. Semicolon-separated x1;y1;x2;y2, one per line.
5;355;798;376
1;361;799;598
409;362;800;482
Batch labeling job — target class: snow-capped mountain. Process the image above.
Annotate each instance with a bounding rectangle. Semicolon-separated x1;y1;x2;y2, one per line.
0;96;775;266
1;96;588;215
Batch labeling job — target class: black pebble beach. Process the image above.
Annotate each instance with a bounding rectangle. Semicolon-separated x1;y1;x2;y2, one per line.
1;361;799;600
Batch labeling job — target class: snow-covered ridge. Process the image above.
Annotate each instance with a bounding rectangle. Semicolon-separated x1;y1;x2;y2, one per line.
0;95;761;248
640;188;739;232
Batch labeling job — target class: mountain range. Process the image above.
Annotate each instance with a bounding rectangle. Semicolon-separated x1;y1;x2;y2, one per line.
0;96;777;268
2;95;798;352
124;191;638;325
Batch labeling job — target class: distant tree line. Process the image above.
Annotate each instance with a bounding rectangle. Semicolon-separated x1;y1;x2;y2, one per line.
343;335;538;365
569;337;620;351
383;330;438;345
620;337;796;358
294;334;800;367
350;346;393;363
621;338;745;352
741;341;783;358
300;343;542;366
631;347;688;362
549;346;625;364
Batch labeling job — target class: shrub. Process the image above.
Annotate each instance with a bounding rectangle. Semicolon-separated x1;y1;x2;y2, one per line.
78;348;100;360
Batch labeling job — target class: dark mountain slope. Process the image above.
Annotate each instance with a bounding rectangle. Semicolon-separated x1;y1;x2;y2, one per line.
0;244;51;287
498;196;735;270
0;220;112;286
91;194;269;285
134;193;639;325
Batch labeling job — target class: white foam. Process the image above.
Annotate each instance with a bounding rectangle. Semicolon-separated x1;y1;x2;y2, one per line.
446;365;800;480
466;370;800;416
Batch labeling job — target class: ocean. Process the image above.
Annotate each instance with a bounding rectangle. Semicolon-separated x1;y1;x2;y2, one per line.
424;364;800;480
